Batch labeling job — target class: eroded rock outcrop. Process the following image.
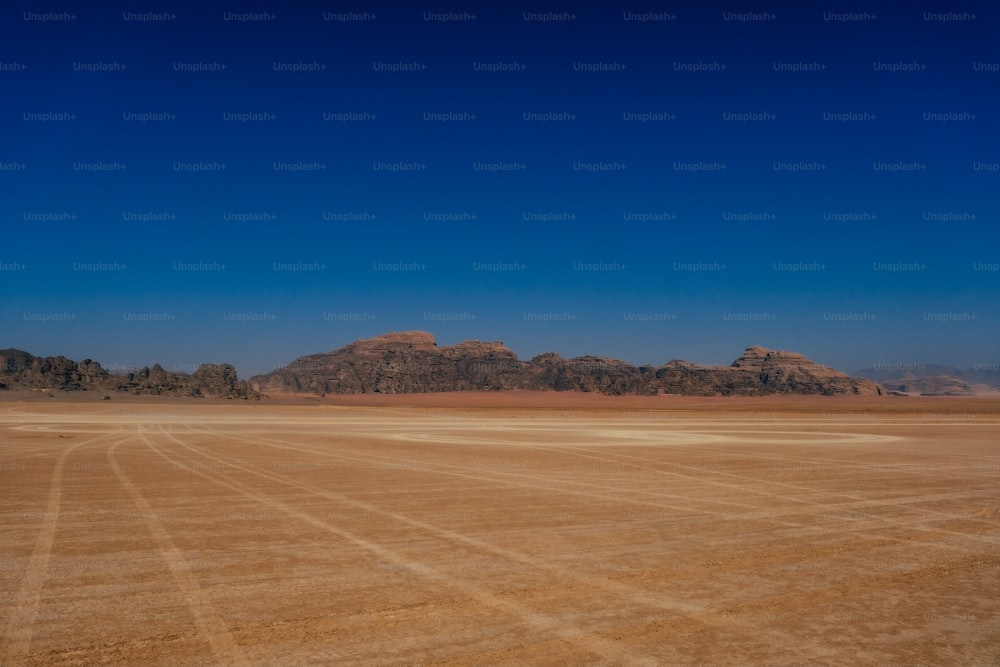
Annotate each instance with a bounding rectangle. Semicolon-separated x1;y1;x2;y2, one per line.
250;332;883;397
0;349;258;399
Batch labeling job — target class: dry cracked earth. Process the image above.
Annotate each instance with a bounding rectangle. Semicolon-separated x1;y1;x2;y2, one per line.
1;394;998;665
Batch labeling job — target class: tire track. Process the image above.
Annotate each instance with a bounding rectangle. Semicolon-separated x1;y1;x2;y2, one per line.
2;432;128;665
162;426;833;662
394;426;915;496
512;443;1000;546
141;426;663;665
191;422;998;559
654;442;1000;480
109;430;247;666
171;420;996;664
386;425;989;514
195;422;912;516
166;419;990;663
324;420;1000;548
186;424;770;516
162;427;704;612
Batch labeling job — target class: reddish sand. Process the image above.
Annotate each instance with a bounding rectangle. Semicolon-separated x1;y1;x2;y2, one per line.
1;396;998;664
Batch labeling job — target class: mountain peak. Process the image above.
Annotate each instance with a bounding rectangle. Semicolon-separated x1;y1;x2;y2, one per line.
733;346;811;368
347;330;438;350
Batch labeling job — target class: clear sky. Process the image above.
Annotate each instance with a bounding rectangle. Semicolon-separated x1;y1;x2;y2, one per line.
2;0;997;377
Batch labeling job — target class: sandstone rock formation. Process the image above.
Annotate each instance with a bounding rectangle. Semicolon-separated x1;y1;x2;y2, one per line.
250;332;883;397
0;334;886;399
253;332;525;395
0;349;258;399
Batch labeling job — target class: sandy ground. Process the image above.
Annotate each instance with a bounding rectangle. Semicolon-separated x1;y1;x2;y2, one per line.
1;394;998;665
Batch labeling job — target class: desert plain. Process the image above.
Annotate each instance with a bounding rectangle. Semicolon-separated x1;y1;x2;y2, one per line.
1;392;998;665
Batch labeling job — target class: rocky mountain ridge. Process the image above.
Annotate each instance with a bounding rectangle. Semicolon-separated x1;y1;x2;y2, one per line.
250;332;884;397
0;349;258;399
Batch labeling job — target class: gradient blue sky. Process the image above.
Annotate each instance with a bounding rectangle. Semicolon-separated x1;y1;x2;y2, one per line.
2;1;997;377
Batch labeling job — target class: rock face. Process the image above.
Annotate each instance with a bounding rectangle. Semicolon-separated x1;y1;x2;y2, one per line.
254;332;525;395
250;332;883;397
728;347;878;395
0;349;258;399
0;350;108;391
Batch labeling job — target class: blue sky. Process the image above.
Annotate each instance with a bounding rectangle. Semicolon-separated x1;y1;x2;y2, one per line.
2;1;997;377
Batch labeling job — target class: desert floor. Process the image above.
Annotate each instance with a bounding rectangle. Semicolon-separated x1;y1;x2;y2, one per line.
1;393;998;665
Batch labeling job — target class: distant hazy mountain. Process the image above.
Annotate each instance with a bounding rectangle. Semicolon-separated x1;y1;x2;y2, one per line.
251;331;884;397
0;349;258;399
855;363;1000;396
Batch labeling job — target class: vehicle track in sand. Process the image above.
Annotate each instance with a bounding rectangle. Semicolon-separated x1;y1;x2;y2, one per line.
2;432;130;664
186;420;999;557
173;421;997;660
107;428;248;666
140;425;665;666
